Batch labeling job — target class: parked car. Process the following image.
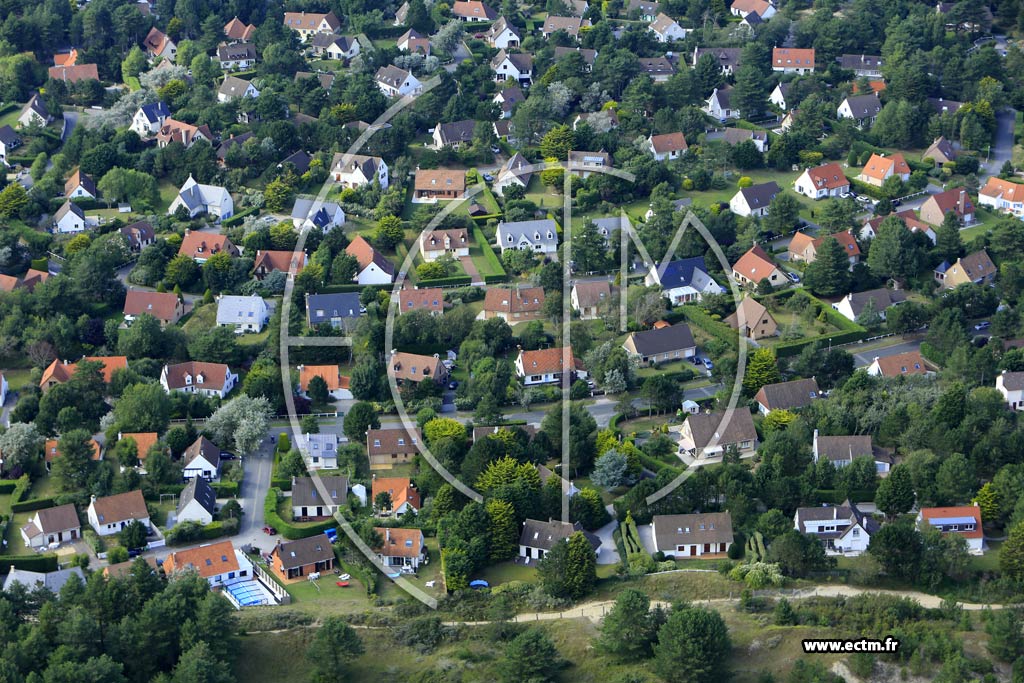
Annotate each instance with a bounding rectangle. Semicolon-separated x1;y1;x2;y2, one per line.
702;358;714;370
690;356;703;366
448;380;459;390
262;526;277;535
483;173;494;181
974;321;991;331
786;271;801;283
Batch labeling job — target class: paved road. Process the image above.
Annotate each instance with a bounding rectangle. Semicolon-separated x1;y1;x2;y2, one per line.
61;111;78;144
983;108;1017;177
850;338;923;368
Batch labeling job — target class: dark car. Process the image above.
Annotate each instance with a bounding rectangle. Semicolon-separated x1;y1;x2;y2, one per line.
448;380;459;390
974;321;991;331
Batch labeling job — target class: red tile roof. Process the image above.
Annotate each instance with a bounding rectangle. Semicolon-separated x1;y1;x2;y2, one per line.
178;231;238;260
518;347;579;375
919;506;983;539
371;477;422;511
164;540;240;578
732;245;779;282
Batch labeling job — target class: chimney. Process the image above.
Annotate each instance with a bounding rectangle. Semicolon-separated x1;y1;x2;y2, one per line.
958;190;966;216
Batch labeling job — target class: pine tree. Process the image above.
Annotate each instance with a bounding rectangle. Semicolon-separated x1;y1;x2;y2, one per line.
742;347;781;397
875;463;915;519
486;499;518;561
599;588;656;660
803;236;851;297
935;210;964;264
1001;521;1024;580
732;64;769;119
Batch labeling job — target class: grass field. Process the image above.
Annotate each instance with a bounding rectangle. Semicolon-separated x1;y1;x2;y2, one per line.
1;366;34;391
157;180;180;213
0;105;22;129
475;559;537;586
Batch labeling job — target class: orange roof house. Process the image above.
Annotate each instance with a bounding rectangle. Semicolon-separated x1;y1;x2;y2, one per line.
0;275;19;292
224;16;257;42
116;432;161;464
398;287;445;315
917;505;984;553
514;347;585;385
178;231;239;261
40;356;128;392
857;153;911;187
53;49;79;67
163;540;241;579
867;350;931;377
45;438;102;463
731;245;787;288
371;476;422;514
123;290;187;325
253;250;306;278
772;48;815;72
297;364;351;398
48;64;99;83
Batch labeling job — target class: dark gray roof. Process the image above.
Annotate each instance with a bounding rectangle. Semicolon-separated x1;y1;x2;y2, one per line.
178;476;216;516
755;378;820;411
519;518;600;552
710;85;732;109
1001;371;1024;391
845;287;907;317
0;125;22;146
281;150;312;175
837;54;883;71
33;503;80;534
306;292;362;324
292;475;348;508
693;47;741;69
626;324;696;356
139;101;170;123
843;94;882;119
685;409;757;449
216;132;253;160
217;42;257;61
738;181;781;210
436;119;476;146
182;436;222;470
653;512;734;549
816;434;873;463
375;65;412;87
275;534;335;570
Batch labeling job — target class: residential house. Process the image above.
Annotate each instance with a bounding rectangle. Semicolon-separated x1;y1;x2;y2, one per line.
291;475;348;519
650;13;688;42
182;436;223;481
648;132;688;160
859;209;936;243
629;0;660;20
794;162;850;199
345;235;395;284
283;11;342;41
920;187;975;226
217;42;257;70
331;152;389;189
0;125;21;166
838;53;883;77
394;1;410;25
396;28;430;54
769;82;790;111
398;288;445;316
217;75;259;103
373;527;426;570
732;244;786;287
119;222;155;251
692;47;742;75
719;127;768;153
494;152;533;196
652;512;734;558
168;177;234;220
922;136;956;165
622;324;696;364
431;119;476;149
644;256;723;304
837;94;882;127
484;16;521;49
18;93;52;128
788;231;861;267
3;567;85;593
52;48;78;67
178;230;238;263
772;47;815;73
143;27;176;60
452;0;498;21
20;504;80;549
495;219;559;255
866;350;932;378
310;34;360;60
589;215;628;242
160;361;238;399
43;439;102;470
573;109;619;133
571;281;612;320
123;290;186;326
724;296;778;339
269;535;336;582
176;476;216;525
491;50;532;84
729;182;781;218
163;540;254;587
567;150;611;178
678;409;758;459
389;351;449;385
492;86;524;119
997;370;1024;410
705;86;737;120
754;377;820;415
857;153;911;187
216;295;269;333
420;228;470;261
730;0;776;20
47;64;99;84
979;176;1024;216
934;249;996;288
794;501;877;556
63;168;98;201
305;292;362;329
371;476;421;514
413;169;466;202
296;433;339;470
87;490;150;536
39;356;127;392
156;119;213;148
482;286;545;322
53;201;86;234
831;287;907;322
375;65;423;97
224;16;256;42
290;197;346;231
812;430;891;472
19;269;48;293
917;506;984;554
298;364;352;400
541;16;584;39
253;250;306;279
515;347;586;386
519;519;600;560
116;431;161;468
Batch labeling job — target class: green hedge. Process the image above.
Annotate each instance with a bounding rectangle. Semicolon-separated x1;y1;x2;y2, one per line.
0;481;18;494
319;283;390;294
681;305;739;350
30;258;48;272
0;103;17;118
609;413;624;434
166;519;239;545
263;488;336;540
472;226;506;280
417;275;472;288
271;477;293;491
768;291;867;358
0;555;59;573
638;453;682;475
212;481;239;497
483;273;508;284
221;206;259;227
11;496;57;513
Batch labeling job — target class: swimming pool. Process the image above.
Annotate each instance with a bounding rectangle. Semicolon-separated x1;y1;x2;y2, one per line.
223;580;273;607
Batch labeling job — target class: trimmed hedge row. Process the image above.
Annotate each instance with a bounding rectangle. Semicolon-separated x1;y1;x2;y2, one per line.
166;518;240;545
271;478;293;491
0;555;58;573
417;275;472;287
264;488;335;540
681;305;739;350
768;291;868;358
221;206;259;227
0;481;18;494
11;496;57;513
212;481;240;497
472;226;507;279
319;283;390;294
638;453;682;475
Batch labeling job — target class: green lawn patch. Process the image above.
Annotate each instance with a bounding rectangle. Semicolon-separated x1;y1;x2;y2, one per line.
475;559;537;586
1;367;34;391
157;180;180;213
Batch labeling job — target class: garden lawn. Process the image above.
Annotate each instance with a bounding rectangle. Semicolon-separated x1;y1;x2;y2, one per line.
0;105;21;129
959;206;1003;241
474;559;537;586
157;180;180;213
182;303;216;335
1;367;33;391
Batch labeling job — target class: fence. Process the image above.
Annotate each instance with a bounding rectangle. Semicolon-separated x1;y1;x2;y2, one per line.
253;562;291;604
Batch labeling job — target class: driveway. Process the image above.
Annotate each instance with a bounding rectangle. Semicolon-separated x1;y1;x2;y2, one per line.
61;111;78;144
594;505;620;564
636;523;656;554
983;108;1017;177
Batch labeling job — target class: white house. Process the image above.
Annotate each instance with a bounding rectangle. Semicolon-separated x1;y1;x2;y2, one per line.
88;490;150;536
0;372;7;406
644;257;723;304
917;506;984;555
64;169;97;199
652;512;733;558
648;132;688;161
374;65;423;97
182;436;223;482
794;162;850;199
493;152;533;196
217;75;260;103
484;16;521;49
292;475;348;519
491;50;532;84
176;476;217;525
0;125;20;166
291;198;346;231
217;42;258;69
996;371;1024;410
705;85;737;120
20;504;80;549
649;12;688;42
515;347;586;386
831;287;907;322
346;235;395;284
794;502;876;556
297;433;339;470
812;429;891;474
167;175;234;220
130;101;171;137
163;540;255;589
519;519;599;561
769;83;790;111
18;93;52;128
160;361;238;399
837;94;882;127
729;181;780;217
310;34;361;60
772;47;815;74
331;153;389;189
978;176;1024;217
216;295;269;333
496;219;559;255
53;201;86;234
